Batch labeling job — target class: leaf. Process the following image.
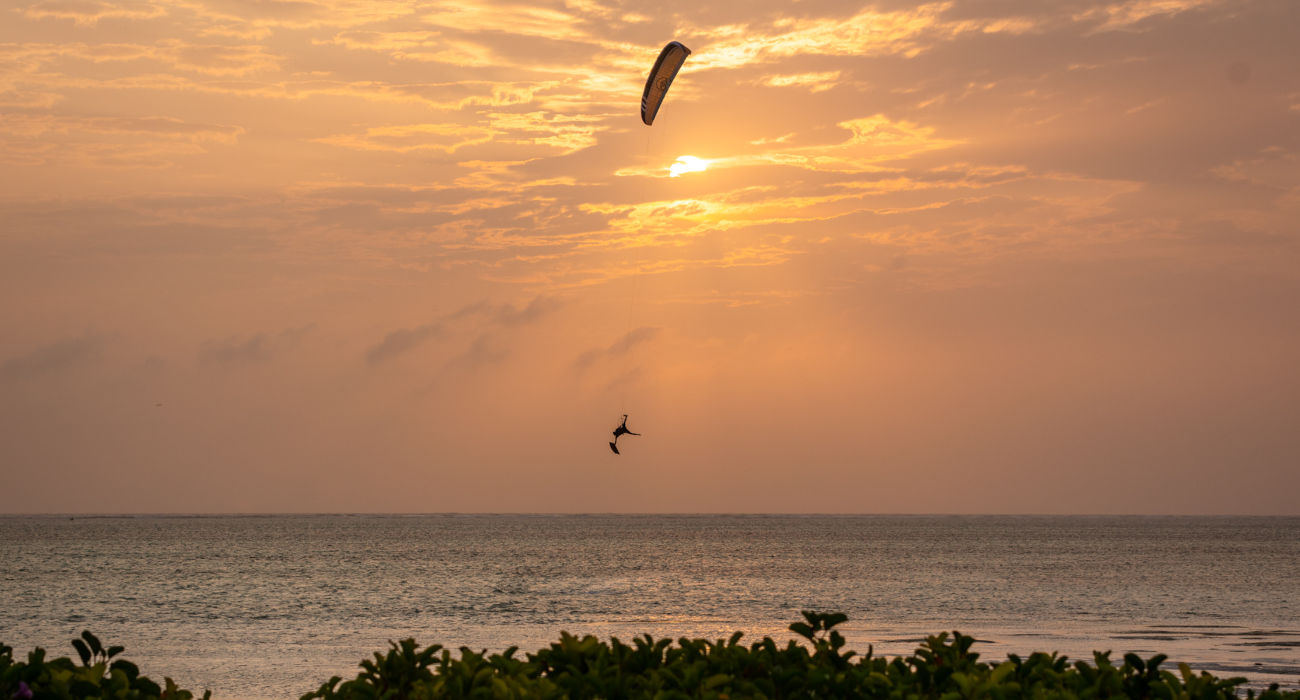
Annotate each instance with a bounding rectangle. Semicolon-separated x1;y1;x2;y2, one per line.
70;678;101;697
111;659;140;679
137;677;162;697
991;661;1016;683
703;673;732;690
81;631;103;658
71;638;91;666
1148;653;1167;672
1124;653;1144;672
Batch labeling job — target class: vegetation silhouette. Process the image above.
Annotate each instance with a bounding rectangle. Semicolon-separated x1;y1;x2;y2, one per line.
7;614;1296;699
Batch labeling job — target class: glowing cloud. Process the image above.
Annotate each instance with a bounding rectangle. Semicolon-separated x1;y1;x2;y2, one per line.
2;0;1297;517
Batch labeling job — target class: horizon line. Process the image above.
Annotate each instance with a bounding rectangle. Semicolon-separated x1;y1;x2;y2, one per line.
3;512;1297;518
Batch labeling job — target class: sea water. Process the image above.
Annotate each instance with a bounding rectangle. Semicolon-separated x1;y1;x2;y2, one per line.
1;515;1297;698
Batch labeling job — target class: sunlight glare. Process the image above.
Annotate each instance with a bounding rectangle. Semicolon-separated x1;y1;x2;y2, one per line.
669;155;709;177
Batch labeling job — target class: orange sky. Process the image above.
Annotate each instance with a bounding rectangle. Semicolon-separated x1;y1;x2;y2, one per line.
2;0;1297;514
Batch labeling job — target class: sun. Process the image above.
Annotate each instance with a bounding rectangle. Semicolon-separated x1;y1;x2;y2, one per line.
668;155;709;177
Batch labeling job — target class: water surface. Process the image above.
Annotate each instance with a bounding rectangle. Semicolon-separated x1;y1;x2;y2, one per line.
2;515;1296;698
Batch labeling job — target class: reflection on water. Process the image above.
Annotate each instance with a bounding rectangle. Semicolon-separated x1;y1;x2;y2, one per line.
1;515;1297;699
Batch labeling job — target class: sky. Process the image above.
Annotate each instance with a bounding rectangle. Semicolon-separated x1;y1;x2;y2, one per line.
1;0;1297;514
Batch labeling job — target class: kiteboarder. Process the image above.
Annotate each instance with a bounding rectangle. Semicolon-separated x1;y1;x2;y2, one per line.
609;415;640;454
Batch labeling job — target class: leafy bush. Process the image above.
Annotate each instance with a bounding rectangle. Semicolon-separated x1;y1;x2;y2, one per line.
300;612;1300;700
0;630;207;700
6;615;1297;700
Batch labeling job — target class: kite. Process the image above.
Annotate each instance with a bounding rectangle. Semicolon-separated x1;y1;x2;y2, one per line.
641;41;691;126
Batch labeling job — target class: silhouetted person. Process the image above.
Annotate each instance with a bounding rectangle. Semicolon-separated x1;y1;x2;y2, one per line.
609;414;640;454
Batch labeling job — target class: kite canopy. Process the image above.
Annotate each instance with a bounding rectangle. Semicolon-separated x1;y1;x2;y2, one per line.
641;41;691;126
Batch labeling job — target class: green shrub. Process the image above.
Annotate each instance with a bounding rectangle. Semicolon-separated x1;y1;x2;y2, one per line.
300;612;1300;700
0;630;208;700
5;615;1296;700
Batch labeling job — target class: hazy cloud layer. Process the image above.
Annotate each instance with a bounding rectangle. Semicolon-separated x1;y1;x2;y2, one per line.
365;296;560;365
575;326;659;371
1;0;1297;513
199;326;313;366
1;335;104;381
364;323;442;365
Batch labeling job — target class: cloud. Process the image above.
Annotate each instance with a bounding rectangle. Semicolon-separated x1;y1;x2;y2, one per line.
18;0;167;25
0;335;103;381
176;0;414;31
684;2;1031;70
199;326;313;366
1073;0;1220;32
757;71;843;93
365;322;446;365
0;112;245;168
1;0;1297;517
199;334;272;365
484;111;606;154
9;40;284;76
574;326;659;371
315;123;495;154
365;296;560;365
418;1;590;41
493;295;561;325
154;39;283;76
445;332;508;369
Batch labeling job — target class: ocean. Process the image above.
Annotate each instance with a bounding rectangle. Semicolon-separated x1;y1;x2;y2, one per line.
1;515;1297;698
